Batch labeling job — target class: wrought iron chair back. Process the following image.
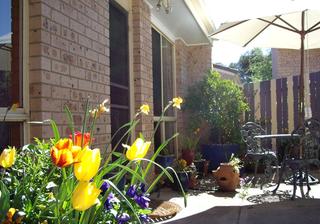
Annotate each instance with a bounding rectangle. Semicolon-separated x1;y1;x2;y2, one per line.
240;122;267;153
241;122;277;188
289;118;320;162
274;118;320;199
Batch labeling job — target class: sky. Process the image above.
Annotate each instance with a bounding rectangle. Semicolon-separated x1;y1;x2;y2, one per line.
204;0;320;66
0;0;11;37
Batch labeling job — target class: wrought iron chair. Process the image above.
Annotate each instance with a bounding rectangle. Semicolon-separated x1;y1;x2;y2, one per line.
273;118;320;199
241;122;278;188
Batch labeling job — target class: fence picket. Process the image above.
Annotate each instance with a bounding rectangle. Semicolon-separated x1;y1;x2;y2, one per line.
243;72;320;134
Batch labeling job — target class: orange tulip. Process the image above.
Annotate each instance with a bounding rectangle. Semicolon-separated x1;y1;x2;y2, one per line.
50;138;80;167
71;131;92;147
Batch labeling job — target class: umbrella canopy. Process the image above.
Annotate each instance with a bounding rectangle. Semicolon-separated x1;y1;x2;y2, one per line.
211;9;320;125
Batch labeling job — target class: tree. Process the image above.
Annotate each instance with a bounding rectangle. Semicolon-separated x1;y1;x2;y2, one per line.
184;70;249;144
230;48;272;83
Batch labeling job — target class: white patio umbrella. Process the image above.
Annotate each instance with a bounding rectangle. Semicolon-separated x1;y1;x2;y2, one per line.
210;9;320;126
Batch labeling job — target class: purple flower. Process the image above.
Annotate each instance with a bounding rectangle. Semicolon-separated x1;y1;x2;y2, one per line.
117;213;130;224
139;214;149;223
140;183;146;193
104;193;119;210
134;195;150;209
126;185;136;198
100;181;110;194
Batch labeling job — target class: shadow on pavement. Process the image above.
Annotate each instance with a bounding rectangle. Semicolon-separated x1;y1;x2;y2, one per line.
166;199;320;224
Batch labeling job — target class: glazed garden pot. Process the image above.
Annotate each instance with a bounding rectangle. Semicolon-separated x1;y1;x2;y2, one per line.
172;171;190;192
181;150;195;166
201;144;240;171
155;154;175;173
193;159;209;177
212;163;240;192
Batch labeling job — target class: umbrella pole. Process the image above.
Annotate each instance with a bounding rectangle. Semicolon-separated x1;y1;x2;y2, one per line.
298;12;305;127
299;38;304;127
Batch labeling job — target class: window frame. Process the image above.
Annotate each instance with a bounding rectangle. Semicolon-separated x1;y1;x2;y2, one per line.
0;0;29;146
152;26;178;156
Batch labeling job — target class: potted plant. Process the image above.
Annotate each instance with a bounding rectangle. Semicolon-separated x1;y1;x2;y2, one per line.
212;154;243;191
179;128;201;166
193;152;208;177
155;147;176;173
184;70;249;171
170;159;196;192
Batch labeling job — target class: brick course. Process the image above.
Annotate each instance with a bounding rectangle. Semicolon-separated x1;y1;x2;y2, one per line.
132;0;153;142
272;48;320;78
29;0;111;150
175;39;212;149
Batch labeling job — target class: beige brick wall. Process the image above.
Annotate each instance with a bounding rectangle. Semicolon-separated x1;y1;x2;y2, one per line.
175;39;212;147
272;48;320;78
132;0;153;143
29;0;111;150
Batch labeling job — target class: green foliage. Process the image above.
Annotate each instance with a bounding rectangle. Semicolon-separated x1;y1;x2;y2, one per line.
1;139;58;223
230;48;272;83
179;128;200;151
1;99;186;224
184;70;249;144
228;153;243;173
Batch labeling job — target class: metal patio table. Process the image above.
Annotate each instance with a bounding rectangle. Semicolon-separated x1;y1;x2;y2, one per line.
255;133;319;197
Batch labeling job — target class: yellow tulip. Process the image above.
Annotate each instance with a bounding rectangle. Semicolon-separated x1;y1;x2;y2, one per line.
140;104;150;115
0;147;16;168
74;147;101;181
123;138;151;161
7;208;16;221
172;97;183;109
72;181;101;211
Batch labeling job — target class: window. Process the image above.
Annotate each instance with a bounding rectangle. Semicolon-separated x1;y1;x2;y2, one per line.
109;1;130;151
152;28;176;154
0;0;26;149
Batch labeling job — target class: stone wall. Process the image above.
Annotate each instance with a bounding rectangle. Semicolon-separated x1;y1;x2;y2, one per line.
272;48;320;78
29;0;111;150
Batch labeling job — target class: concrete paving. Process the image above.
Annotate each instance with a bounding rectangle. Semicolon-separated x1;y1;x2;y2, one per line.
150;173;320;224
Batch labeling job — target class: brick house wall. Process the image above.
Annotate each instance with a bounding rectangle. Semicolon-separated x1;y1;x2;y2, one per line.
272;48;320;78
29;0;111;150
26;0;212;156
175;39;212;141
132;0;153;142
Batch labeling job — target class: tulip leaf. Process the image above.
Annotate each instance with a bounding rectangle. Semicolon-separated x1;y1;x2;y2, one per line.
49;119;60;142
113;164;144;183
0;181;10;222
81;98;90;147
105;120;139;166
64;105;75;142
143;133;179;178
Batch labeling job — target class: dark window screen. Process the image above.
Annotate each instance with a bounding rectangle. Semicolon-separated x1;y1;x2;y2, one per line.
110;2;129;151
0;0;22;108
152;29;162;116
0;122;23;151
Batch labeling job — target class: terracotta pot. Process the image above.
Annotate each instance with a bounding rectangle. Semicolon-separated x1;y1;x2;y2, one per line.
212;163;240;192
181;150;195;166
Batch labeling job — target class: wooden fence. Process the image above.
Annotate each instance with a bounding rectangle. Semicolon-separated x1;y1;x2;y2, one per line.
243;71;320;136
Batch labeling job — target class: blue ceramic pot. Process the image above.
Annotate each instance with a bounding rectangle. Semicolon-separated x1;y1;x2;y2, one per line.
201;144;240;171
